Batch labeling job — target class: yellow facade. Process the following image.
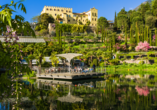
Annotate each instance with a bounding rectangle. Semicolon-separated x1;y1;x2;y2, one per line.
41;6;98;26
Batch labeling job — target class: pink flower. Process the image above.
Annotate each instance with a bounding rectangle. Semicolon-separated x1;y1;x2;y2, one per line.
135;41;151;52
117;36;121;41
135;86;149;96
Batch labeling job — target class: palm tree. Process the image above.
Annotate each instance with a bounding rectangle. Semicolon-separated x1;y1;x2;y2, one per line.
50;52;59;67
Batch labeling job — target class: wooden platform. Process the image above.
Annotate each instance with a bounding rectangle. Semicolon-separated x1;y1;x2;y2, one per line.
36;72;105;79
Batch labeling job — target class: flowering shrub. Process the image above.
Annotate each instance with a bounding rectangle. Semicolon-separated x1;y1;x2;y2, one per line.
135;41;151;52
117;36;122;41
113;43;121;51
135;86;149;96
121;45;126;51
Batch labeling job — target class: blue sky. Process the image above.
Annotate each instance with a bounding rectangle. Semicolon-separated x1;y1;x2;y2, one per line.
1;0;147;22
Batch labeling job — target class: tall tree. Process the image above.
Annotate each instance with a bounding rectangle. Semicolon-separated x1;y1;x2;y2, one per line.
98;17;109;31
117;8;128;33
113;12;117;31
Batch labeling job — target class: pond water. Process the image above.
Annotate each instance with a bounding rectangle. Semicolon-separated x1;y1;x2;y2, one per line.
1;74;157;110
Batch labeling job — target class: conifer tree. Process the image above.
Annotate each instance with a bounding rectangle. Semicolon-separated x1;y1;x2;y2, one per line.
114;12;117;31
149;29;152;45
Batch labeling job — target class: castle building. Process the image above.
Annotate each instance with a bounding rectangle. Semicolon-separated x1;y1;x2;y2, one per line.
41;6;98;26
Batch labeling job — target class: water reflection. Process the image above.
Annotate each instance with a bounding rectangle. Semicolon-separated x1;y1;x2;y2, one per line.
1;75;157;109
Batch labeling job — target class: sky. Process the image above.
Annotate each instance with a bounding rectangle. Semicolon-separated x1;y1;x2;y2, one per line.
0;0;147;22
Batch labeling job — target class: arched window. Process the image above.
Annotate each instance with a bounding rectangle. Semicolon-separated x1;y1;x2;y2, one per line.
95;13;97;16
54;9;56;11
69;11;71;13
46;8;49;10
66;10;68;12
50;9;52;11
61;10;63;12
58;9;60;11
95;18;96;21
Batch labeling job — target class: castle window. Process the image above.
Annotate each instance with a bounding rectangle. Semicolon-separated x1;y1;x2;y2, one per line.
92;18;94;21
92;13;94;16
69;15;71;17
66;15;68;17
55;14;57;16
50;9;52;11
46;8;49;10
68;20;70;22
95;18;96;21
54;9;56;11
69;11;71;13
95;13;97;16
58;9;60;11
73;19;75;21
61;10;63;12
66;10;68;12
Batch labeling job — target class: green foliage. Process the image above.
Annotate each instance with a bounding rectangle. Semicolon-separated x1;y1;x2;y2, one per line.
98;17;109;29
109;59;119;65
92;59;98;66
92;37;98;43
23;71;36;77
117;8;128;33
139;61;145;65
145;16;156;28
40;29;48;36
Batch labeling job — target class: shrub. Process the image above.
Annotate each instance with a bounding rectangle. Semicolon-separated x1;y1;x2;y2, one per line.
87;44;93;49
80;45;85;48
83;37;89;43
96;44;102;48
121;58;126;61
40;29;48;36
139;61;144;65
135;41;151;52
92;37;98;43
109;59;119;65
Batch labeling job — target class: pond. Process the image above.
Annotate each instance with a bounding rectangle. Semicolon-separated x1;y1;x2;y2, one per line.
1;73;157;110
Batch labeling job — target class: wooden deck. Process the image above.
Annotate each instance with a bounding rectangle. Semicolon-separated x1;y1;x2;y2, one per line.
36;72;105;79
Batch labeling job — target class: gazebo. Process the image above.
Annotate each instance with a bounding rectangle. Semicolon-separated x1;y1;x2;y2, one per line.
56;53;83;73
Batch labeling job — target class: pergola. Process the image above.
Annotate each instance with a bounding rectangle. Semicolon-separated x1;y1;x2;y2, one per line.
56;53;83;73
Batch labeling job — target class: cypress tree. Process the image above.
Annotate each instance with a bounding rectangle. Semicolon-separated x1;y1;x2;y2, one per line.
147;26;149;42
155;28;157;46
130;25;132;43
114;11;117;31
112;33;116;52
104;29;106;45
149;29;152;46
125;25;127;46
144;26;147;41
142;26;144;42
102;26;104;42
136;22;139;44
